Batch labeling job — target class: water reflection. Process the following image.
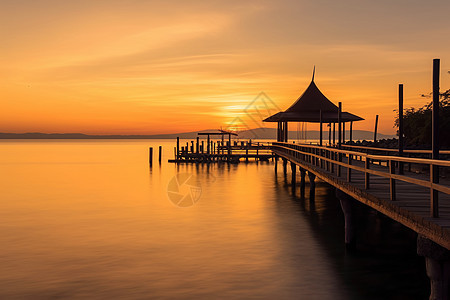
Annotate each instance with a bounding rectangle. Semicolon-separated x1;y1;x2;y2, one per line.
0;140;428;299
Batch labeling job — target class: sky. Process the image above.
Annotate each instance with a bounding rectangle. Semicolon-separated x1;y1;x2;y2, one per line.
1;0;449;135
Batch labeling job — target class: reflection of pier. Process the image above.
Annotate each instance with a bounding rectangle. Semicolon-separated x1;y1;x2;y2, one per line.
168;131;273;163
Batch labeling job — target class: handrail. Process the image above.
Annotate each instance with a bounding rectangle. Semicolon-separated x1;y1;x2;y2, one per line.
274;142;450;167
271;142;450;218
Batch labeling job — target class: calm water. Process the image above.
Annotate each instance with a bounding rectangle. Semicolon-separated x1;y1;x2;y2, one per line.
0;140;428;299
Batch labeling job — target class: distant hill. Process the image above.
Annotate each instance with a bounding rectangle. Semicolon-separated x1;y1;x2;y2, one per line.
0;128;395;141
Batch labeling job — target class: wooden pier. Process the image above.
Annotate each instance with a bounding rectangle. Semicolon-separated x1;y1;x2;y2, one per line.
272;141;450;298
168;137;273;163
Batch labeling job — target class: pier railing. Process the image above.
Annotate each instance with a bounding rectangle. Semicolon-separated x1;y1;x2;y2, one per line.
272;142;450;218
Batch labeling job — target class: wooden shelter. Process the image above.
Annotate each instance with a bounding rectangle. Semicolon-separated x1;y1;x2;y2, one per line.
263;74;363;146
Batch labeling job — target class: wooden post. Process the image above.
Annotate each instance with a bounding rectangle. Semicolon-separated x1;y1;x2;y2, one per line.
207;134;210;155
398;84;404;175
338;102;342;177
350;121;353;143
256;145;259;161
390;160;396;201
196;137;199;154
347;152;352;182
246;146;249;162
365;158;370;189
158;146;162;164
176;137;180;160
149;147;153;166
228;133;231;161
374;115;379;142
431;58;440;218
319;110;323;146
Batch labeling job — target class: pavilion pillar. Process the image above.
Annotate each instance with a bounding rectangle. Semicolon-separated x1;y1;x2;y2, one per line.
328;123;331;145
319;110;323;146
350;121;353;143
284;121;288;142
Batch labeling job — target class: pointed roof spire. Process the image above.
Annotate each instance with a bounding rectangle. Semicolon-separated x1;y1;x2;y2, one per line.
312;65;316;81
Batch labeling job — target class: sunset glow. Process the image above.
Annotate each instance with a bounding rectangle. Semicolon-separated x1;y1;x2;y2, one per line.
1;0;449;135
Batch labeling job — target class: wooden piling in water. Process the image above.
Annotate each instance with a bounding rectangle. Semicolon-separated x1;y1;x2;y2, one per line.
159;146;162;163
176;137;180;160
149;147;153;165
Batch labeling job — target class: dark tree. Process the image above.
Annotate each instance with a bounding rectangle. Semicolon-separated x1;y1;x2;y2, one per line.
395;88;450;148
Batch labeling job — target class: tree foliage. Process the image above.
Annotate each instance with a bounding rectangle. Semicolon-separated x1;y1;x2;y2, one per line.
395;89;450;148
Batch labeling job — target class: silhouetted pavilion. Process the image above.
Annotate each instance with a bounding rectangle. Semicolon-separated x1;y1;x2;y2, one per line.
263;73;363;146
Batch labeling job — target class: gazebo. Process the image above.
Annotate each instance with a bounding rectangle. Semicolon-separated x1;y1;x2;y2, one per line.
263;73;363;146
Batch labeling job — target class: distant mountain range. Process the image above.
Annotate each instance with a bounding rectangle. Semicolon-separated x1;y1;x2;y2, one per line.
0;128;395;140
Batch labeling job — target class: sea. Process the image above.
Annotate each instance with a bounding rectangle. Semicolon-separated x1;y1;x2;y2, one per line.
0;139;429;299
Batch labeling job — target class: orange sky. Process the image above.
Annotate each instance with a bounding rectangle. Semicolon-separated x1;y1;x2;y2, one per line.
1;0;449;135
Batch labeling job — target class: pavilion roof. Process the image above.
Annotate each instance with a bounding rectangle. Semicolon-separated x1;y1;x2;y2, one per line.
263;78;364;123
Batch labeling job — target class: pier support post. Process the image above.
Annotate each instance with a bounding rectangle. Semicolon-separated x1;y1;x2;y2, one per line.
336;189;356;251
274;155;279;174
282;158;287;176
300;167;306;189
291;162;296;188
308;171;316;190
308;171;316;199
417;235;450;300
